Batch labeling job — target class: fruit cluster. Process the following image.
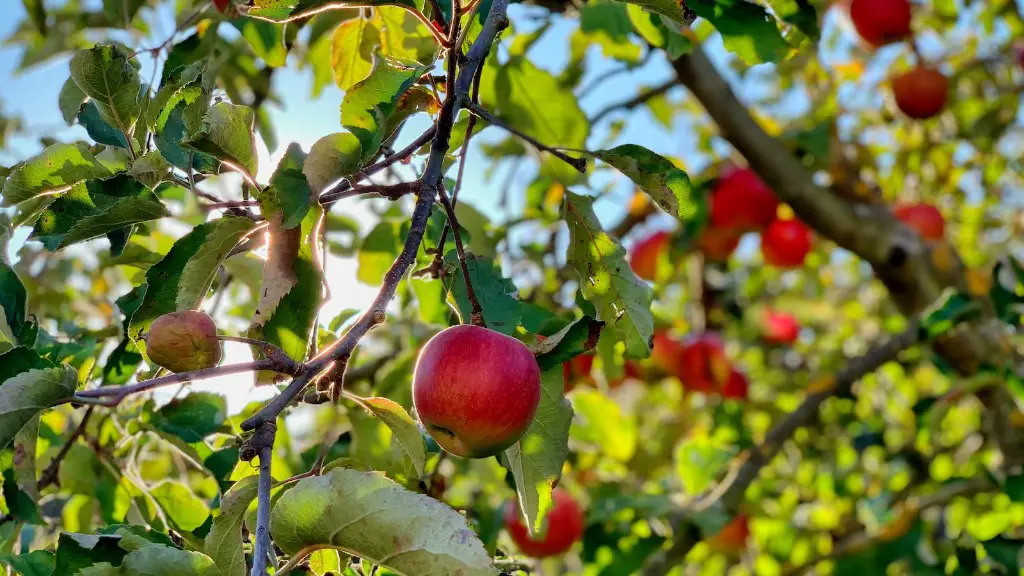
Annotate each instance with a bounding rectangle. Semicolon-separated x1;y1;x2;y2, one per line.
848;0;948;120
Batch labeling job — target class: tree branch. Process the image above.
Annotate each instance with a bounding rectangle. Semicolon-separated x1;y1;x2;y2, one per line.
250;443;275;576
589;78;678;124
37;407;94;490
437;181;485;325
319;181;422;207
462;100;587;173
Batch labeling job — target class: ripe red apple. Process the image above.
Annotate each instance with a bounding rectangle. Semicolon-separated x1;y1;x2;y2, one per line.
707;514;750;553
720;369;749;400
848;0;912;46
413;325;541;458
650;330;686;377
893;202;945;240
504;488;584;558
562;353;594;393
762;310;799;345
697;226;743;262
145;310;222;373
891;67;948;120
678;333;731;394
213;0;230;12
710;167;779;231
761;219;812;268
629;231;671;281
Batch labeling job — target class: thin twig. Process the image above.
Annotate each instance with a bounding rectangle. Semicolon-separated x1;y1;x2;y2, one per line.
37;407;94;489
199;200;260;210
319;181;421;207
462;100;587;173
437;182;485;325
317;128;438;206
589;78;679;124
275;544;337;576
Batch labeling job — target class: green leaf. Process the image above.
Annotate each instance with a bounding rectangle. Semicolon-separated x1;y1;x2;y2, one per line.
442;252;522;335
674;433;735;495
69;45;144;143
919;289;983;341
151;481;211;532
234;19;287;68
0;550;54;576
205;476;259;576
688;0;790;64
357;220;401;285
2;416;42;523
31;175;169;251
481;56;589;150
347;396;426;477
119;545;218;576
127;217;257;347
0;262;27;340
571;388;637;462
374;8;440;64
304;131;365;193
131;151;173;188
248;203;325;375
1;142;114;207
59;76;88;125
262;143;313;230
575;1;644;64
151;392;227;443
308;549;344;575
0;349;76;450
270;468;496;575
102;0;147;27
185;102;258;179
532;315;603;372
248;0;420;22
499;368;574;535
991;256;1024;326
78;100;131;148
55;533;128;575
331;18;381;91
22;0;47;34
341;58;430;160
563;192;654;359
612;0;690;25
594;144;703;227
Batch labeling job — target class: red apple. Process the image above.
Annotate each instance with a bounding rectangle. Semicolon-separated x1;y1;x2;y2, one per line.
710;167;779;231
707;514;750;553
562;353;594;392
650;330;686;376
213;0;230;12
848;0;912;46
762;219;812;268
762;310;799;345
629;231;671;281
893;202;945;240
720;369;749;400
697;226;743;262
413;325;541;458
504;488;584;558
892;67;948;120
678;333;731;394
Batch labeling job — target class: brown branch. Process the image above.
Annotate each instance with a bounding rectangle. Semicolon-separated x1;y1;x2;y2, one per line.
316;128;438;207
462;100;588;173
437;182;485;325
589;78;679;124
319;181;421;207
37;407;94;490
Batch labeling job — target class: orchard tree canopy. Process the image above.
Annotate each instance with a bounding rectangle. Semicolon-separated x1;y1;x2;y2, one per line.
0;0;1022;575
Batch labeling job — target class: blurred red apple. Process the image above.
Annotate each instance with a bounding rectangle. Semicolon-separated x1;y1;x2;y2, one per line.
504;488;584;557
762;310;799;345
849;0;912;46
707;514;750;553
629;231;671;281
892;67;948;120
562;353;594;392
893;202;945;240
710;167;779;231
697;226;743;262
720;369;749;400
762;219;812;268
414;325;541;458
678;333;731;394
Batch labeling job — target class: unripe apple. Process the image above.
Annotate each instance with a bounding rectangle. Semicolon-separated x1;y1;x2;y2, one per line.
145;311;222;373
710;167;779;231
413;325;541;458
629;231;671;281
720;369;749;400
562;353;594;393
762;218;812;268
678;333;731;394
892;67;948;120
697;226;742;262
848;0;912;46
762;310;799;345
504;488;584;558
893;202;945;240
708;514;750;553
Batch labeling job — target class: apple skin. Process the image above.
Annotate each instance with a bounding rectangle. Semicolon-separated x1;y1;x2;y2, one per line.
504;488;584;558
650;330;686;377
629;231;671;281
697;226;743;262
708;514;750;553
894;202;945;240
849;0;912;46
710;168;779;231
762;310;799;345
413;325;541;458
762;219;812;268
213;0;230;12
892;67;948;120
145;310;222;373
678;333;731;394
720;369;749;400
562;353;594;392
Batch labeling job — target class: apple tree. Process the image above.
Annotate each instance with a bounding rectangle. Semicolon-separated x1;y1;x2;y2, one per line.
0;0;1022;574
